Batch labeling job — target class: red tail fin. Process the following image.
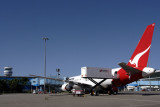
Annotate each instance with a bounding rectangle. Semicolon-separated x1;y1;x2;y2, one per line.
127;23;155;68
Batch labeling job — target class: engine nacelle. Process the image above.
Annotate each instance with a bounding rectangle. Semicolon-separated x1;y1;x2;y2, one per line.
142;67;155;77
61;83;73;91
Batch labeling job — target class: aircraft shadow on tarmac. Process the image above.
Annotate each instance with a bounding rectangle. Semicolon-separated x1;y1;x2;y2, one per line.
49;93;73;96
118;92;160;96
48;91;160;96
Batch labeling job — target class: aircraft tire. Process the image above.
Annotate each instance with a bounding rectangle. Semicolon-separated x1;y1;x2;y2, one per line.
90;91;94;96
95;91;99;96
113;91;118;95
108;90;111;95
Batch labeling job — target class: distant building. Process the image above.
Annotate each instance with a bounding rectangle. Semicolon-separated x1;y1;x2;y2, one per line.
128;72;160;91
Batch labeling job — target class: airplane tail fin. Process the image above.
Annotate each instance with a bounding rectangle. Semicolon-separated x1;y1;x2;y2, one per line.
127;23;155;68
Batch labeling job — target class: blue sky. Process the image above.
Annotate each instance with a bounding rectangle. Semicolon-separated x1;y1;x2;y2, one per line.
0;0;160;77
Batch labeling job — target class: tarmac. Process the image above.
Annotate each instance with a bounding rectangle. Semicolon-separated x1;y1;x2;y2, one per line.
1;92;160;107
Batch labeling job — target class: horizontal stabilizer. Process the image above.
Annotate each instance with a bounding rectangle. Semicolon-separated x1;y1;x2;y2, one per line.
118;62;142;75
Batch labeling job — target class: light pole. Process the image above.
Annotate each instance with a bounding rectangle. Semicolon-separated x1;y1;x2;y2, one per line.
56;68;60;85
43;37;49;93
56;68;60;79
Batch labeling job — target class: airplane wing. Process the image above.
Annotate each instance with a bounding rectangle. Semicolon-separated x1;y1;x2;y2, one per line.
77;83;92;89
30;75;92;88
118;62;142;75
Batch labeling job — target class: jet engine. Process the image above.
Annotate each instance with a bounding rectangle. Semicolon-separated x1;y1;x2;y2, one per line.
61;83;73;91
142;67;155;77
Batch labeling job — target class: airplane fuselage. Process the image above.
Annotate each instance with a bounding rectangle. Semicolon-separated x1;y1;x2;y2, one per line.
61;67;155;92
61;23;156;94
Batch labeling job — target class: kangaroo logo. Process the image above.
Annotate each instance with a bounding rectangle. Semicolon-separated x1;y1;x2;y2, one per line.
129;45;151;68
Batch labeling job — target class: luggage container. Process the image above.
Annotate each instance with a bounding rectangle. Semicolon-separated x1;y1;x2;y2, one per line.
81;67;118;79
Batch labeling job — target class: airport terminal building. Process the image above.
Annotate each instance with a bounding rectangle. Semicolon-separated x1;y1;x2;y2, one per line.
0;76;63;93
0;67;63;93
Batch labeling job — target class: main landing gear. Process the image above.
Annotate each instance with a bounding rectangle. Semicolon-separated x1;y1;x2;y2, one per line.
90;91;100;96
107;85;118;95
90;87;118;96
88;78;118;96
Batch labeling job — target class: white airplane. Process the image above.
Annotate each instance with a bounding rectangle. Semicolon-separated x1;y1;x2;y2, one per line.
31;23;159;96
61;23;158;95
